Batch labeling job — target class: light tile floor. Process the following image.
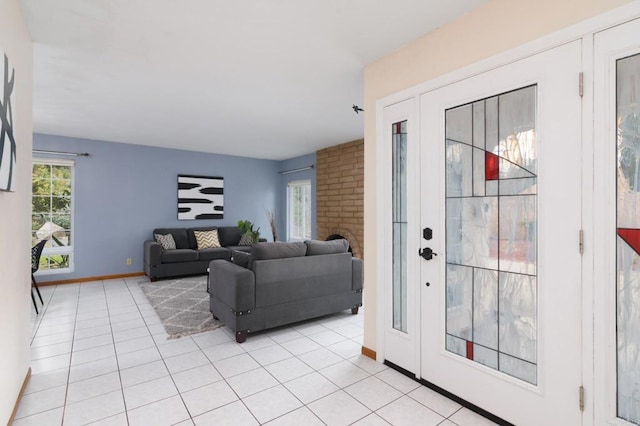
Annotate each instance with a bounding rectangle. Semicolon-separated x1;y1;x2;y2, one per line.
16;277;498;425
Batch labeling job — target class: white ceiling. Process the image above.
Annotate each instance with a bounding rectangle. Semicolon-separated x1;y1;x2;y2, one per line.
21;0;488;160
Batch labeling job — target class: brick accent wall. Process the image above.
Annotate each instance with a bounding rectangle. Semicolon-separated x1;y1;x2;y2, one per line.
316;139;364;259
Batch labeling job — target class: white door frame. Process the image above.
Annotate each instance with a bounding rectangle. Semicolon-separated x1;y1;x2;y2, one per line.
374;3;640;425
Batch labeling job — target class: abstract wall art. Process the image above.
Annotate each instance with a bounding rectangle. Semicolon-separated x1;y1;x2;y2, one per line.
177;174;224;220
0;53;16;192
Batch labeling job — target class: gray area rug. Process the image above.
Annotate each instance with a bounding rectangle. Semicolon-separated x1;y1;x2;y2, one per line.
139;275;223;339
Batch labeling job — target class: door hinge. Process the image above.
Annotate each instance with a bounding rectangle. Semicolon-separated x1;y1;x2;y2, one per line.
579;72;584;97
579;229;584;255
579;385;585;411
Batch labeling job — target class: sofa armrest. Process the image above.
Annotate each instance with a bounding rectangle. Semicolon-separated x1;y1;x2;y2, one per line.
352;258;363;291
208;260;256;312
144;240;162;266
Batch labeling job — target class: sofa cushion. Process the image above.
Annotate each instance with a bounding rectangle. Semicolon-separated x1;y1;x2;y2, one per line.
154;233;176;250
249;241;306;270
187;227;217;249
218;226;242;247
305;239;349;256
154;228;190;249
198;247;231;261
161;249;199;263
193;229;221;249
232;250;251;268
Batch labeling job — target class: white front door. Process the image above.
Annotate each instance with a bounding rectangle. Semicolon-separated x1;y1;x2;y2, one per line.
593;17;640;426
419;40;584;425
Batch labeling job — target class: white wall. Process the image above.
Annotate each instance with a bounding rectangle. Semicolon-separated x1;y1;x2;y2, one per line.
0;0;33;422
362;0;633;352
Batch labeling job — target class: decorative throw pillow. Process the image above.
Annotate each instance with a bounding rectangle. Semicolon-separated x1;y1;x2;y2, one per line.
238;232;254;246
154;233;176;250
194;229;221;249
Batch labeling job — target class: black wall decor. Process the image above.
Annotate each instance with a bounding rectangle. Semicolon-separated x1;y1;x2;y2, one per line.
177;174;224;220
0;54;16;192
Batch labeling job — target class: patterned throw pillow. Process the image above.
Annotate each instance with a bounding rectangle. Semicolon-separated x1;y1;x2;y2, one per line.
154;233;176;250
238;232;254;246
194;230;221;249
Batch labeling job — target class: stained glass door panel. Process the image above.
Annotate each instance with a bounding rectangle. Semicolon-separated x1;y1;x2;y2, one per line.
616;52;640;424
445;86;538;384
393;121;408;332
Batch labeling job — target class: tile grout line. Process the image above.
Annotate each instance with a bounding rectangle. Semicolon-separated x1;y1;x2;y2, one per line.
28;286;48;345
447;406;465;424
60;283;81;425
64;283;121;424
29;285;61;346
17;285;65;422
104;278;133;425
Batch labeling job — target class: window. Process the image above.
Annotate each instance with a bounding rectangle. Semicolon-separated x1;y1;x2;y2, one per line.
32;159;74;273
287;179;311;241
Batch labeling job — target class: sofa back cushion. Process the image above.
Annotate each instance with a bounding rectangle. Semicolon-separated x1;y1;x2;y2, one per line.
304;239;349;256
153;228;189;249
187;227;218;249
218;226;242;247
249;241;306;270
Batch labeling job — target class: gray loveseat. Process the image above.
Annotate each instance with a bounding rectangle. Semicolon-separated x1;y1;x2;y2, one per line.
208;239;363;343
144;226;254;281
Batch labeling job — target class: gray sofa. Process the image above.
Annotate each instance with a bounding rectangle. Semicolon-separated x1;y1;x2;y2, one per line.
208;239;363;343
144;226;255;281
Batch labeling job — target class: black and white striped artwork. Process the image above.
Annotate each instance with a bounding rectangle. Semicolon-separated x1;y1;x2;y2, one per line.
0;53;16;192
177;175;224;220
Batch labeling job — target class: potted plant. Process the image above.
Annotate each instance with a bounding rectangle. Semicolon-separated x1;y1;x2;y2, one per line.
237;220;261;244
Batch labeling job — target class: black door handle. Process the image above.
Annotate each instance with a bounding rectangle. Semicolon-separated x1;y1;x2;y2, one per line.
419;247;438;260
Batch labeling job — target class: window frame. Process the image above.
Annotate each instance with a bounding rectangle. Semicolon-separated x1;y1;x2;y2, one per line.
286;179;312;241
32;158;75;275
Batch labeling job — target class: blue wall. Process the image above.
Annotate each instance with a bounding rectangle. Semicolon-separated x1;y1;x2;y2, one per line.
278;153;317;241
34;134;282;282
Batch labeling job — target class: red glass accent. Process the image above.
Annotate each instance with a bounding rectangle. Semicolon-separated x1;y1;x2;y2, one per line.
485;152;499;181
394;123;401;134
618;228;640;256
466;341;474;360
